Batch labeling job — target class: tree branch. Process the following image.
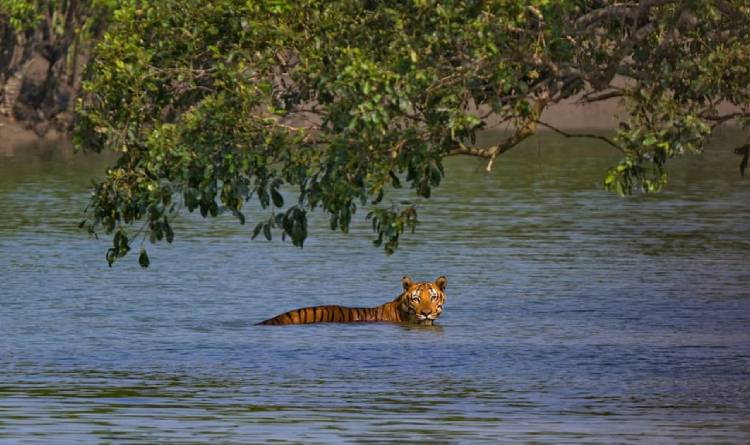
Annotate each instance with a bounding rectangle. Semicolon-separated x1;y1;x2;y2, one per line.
536;120;625;153
702;111;750;129
447;122;535;170
579;90;624;104
448;142;494;158
576;1;677;28
576;5;634;28
449;99;548;171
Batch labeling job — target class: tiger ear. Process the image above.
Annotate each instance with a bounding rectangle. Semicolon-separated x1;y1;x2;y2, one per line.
401;275;414;290
435;276;447;291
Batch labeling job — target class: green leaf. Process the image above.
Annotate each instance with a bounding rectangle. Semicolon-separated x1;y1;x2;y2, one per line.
164;218;174;243
736;145;750;177
257;188;270;208
252;222;263;240
138;248;150;268
292;219;304;246
643;135;657;146
271;188;284;208
106;248;116;267
389;171;402;188
74;0;748;266
263;222;272;241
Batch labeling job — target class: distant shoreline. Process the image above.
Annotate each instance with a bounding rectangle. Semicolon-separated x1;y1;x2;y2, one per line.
0;116;72;157
0;116;38;144
0;97;623;152
6;97;738;157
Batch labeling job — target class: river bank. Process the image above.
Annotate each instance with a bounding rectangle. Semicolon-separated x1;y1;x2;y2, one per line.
0;116;71;157
0;97;623;155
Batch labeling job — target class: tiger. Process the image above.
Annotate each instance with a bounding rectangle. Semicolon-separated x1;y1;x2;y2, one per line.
257;276;447;326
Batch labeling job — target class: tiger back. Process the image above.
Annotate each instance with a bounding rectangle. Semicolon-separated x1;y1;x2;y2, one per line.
256;276;447;325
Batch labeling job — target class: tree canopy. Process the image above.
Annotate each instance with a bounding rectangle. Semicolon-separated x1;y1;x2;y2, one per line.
1;0;117;134
72;0;750;266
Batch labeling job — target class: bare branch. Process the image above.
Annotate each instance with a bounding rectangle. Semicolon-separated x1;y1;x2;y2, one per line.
702;111;750;129
536;120;625;153
447;126;533;168
576;5;634;28
579;90;624;104
449;99;548;171
448;142;494;158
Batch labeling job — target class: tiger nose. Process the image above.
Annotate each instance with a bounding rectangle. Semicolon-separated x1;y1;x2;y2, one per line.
420;309;432;317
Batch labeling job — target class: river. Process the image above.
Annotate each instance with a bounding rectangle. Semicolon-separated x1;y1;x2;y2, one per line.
1;132;749;443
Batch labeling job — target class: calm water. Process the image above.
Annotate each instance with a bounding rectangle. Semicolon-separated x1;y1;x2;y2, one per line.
1;133;749;444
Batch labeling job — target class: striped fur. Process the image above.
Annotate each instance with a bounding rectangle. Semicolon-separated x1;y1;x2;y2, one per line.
257;276;447;326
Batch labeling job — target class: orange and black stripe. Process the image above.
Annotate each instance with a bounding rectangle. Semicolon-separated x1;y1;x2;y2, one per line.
257;276;447;326
256;304;388;325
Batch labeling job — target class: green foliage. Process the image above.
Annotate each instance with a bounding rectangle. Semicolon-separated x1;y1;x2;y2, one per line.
368;205;418;255
138;247;150;268
1;0;118;33
0;0;38;31
75;0;750;266
1;0;121;117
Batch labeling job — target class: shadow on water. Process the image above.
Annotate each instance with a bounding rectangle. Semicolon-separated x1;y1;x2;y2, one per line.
397;322;445;334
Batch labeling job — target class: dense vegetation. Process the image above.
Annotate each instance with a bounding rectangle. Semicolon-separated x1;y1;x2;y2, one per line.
5;1;750;266
0;0;115;133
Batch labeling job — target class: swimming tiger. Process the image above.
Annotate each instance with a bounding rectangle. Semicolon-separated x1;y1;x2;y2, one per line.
257;276;447;326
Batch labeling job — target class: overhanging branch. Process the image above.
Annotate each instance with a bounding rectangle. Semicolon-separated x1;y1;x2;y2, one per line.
536;120;625;153
579;90;624;104
702;111;750;129
448;126;534;172
449;98;548;171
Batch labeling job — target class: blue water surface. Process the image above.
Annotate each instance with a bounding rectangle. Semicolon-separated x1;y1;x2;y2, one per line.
1;134;749;443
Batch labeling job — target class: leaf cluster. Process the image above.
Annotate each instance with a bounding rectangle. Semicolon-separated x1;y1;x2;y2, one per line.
74;0;750;266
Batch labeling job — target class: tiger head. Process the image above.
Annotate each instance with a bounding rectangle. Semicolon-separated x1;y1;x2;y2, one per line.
399;276;447;325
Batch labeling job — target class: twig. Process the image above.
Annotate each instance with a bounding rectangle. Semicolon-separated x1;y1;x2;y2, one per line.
579;90;624;104
702;112;750;129
535;120;625;153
